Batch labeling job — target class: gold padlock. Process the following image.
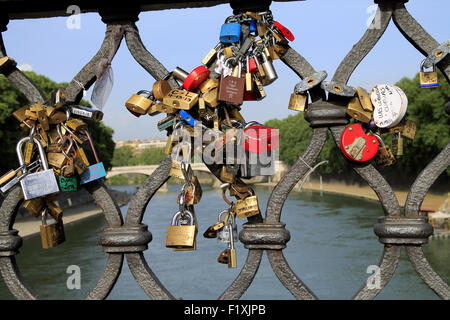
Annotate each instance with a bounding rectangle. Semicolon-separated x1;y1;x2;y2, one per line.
234;195;260;219
125;90;154;114
13;106;30;123
47;152;67;169
23;198;45;218
198;78;219;94
165;211;197;249
152;80;172;101
48;111;67;125
356;87;373;112
288;92;308;112
217;249;229;264
203;88;219;108
163;89;199;110
419;60;439;88
220;165;235;184
40;209;65;249
346;97;372;123
66;118;88;132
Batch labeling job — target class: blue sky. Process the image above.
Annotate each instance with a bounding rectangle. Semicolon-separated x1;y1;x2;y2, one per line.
2;0;449;141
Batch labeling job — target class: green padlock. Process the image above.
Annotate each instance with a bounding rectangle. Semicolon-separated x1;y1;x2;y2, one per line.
58;176;77;192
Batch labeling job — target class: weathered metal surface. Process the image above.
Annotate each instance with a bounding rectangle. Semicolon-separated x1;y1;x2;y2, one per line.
0;0;448;300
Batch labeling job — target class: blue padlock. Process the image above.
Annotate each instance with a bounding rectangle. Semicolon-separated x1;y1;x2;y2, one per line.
179;110;196;127
220;22;241;43
249;19;257;34
80;162;106;184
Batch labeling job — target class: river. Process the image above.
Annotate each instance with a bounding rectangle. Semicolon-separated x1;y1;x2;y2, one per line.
0;185;448;300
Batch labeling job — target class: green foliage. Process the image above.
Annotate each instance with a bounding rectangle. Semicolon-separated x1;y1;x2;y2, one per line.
0;71;115;173
265;70;449;186
112;146;166;166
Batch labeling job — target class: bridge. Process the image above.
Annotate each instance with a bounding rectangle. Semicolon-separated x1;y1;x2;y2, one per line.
107;161;288;186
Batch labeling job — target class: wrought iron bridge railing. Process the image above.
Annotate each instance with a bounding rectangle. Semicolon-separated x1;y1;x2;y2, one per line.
0;0;448;300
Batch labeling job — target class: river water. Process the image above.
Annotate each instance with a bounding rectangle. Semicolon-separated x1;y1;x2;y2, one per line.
0;184;448;300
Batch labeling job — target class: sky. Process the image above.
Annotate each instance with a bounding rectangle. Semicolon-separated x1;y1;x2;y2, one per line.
2;0;449;142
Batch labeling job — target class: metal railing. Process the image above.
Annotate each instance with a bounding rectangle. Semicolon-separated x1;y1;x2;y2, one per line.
0;0;448;300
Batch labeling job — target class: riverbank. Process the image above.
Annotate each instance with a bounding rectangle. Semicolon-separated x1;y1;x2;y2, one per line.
14;190;131;240
257;180;448;212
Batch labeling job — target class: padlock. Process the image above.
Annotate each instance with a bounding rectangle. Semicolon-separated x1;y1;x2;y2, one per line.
391;132;404;157
198;78;219;94
203;210;228;239
260;52;278;85
419;59;439;88
288;91;308;112
165;210;197;249
17;137;60;200
370;84;407;128
339;123;379;163
202;43;222;67
69;105;104;121
203;88;220;108
217;249;229;264
273;21;295;41
66;118;88;132
40;208;65;249
373;133;396;167
157;116;175;132
234;195;260;219
163;89;199;110
346;96;372;123
217;211;238;243
47;200;63;221
48;111;67;125
125;90;154;116
59;175;77;192
152;80;172;101
244;122;279;154
218;59;245;105
169;141;192;179
182;66;210;91
227;212;237;268
79;132;107;184
220;22;241;44
356;87;374;112
23;197;45;218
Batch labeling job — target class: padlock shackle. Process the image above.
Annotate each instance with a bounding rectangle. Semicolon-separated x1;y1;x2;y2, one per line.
171;210;194;226
41;208;48;225
16;136;49;170
420;59;436;72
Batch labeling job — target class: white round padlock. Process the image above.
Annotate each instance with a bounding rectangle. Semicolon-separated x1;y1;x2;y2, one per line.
370;84;408;128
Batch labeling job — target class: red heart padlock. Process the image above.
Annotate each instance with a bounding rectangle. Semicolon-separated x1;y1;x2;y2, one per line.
340;123;379;163
244;123;279;154
273;21;295;41
182;65;210;91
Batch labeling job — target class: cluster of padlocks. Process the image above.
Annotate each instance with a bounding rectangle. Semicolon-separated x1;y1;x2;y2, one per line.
124;10;291;267
0;77;106;249
288;56;442;166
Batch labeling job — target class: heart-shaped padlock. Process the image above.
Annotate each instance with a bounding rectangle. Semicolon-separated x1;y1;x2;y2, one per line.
340;123;379;163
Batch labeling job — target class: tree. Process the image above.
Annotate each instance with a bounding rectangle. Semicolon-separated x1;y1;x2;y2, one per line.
0;71;115;173
112;146;134;166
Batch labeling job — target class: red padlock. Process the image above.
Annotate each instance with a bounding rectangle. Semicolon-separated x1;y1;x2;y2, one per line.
248;58;257;74
273;21;295;41
182;65;210;91
244;123;279;154
340;123;379;163
243;90;257;101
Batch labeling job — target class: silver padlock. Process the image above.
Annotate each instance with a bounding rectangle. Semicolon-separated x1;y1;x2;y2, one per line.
261;51;278;85
217;210;238;244
17;137;60;200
